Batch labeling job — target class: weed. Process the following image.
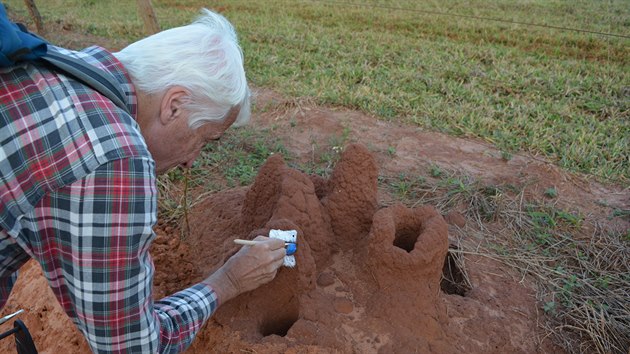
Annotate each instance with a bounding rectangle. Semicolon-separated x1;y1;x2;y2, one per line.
430;164;444;178
303;129;352;177
612;208;630;219
389;173;418;199
543;301;556;314
544;187;558;198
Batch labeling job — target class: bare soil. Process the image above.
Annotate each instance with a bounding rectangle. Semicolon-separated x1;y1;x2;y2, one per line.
0;89;628;353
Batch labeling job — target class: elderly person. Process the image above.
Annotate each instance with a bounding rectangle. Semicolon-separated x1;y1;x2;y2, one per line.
0;9;284;353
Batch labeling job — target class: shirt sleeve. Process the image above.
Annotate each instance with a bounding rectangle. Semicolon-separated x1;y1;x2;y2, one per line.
18;157;219;353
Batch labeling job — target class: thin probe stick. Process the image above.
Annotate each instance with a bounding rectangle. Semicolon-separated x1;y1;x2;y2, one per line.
234;239;292;246
0;309;24;326
233;239;260;246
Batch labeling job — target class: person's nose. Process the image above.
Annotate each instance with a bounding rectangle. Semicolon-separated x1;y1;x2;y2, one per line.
181;150;201;169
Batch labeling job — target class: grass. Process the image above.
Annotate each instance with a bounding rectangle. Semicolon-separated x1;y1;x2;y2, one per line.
156;127;289;228
4;0;629;181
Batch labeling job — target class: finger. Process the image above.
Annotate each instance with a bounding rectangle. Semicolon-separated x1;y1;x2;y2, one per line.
270;257;285;272
270;247;287;261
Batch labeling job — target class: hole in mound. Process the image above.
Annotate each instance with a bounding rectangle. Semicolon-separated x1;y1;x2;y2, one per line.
393;226;420;252
259;297;300;337
440;245;471;296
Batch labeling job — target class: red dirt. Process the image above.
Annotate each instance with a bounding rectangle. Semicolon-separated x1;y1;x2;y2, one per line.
1;89;627;353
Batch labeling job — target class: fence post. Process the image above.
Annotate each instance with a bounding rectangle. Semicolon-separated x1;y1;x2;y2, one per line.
137;0;160;35
23;0;45;35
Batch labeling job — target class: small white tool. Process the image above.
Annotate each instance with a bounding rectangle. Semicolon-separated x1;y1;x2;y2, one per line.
233;229;298;267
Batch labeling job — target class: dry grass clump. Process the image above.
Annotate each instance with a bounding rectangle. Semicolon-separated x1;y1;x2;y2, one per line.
493;206;630;354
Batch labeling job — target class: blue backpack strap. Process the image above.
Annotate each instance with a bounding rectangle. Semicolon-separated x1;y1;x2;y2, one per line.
41;51;130;114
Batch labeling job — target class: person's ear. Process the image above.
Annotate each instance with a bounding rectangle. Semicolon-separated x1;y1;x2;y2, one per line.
159;86;189;126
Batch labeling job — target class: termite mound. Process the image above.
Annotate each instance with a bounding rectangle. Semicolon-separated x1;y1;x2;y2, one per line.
185;143;453;352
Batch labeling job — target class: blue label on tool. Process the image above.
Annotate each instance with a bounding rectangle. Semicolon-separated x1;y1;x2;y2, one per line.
286;243;297;255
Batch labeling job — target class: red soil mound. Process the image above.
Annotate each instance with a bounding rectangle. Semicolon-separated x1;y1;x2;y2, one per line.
0;143;554;353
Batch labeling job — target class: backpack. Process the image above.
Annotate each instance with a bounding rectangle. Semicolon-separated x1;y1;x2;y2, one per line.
0;3;130;114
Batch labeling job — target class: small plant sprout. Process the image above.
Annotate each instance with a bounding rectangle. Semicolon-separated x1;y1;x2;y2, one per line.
544;187;558;198
543;301;556;314
430;164;444;178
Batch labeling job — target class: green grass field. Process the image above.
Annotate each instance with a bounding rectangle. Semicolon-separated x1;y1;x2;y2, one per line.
5;0;630;182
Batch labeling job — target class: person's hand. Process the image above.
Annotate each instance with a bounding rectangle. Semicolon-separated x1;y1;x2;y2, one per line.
203;236;285;303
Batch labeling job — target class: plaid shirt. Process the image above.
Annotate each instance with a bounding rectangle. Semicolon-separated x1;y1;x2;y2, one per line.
0;46;218;353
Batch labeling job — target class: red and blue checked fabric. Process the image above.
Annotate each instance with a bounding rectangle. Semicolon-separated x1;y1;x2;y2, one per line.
0;46;218;353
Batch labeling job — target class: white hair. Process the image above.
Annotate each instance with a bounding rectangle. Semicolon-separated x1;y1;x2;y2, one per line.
114;9;250;128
